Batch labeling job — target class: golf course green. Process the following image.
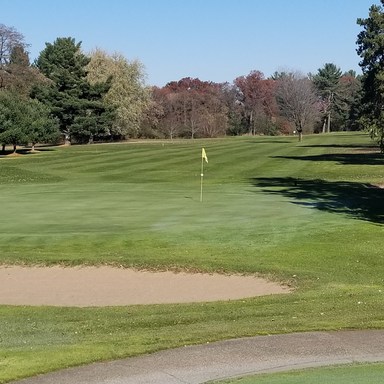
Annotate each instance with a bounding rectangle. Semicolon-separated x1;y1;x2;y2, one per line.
0;132;383;383
212;362;384;384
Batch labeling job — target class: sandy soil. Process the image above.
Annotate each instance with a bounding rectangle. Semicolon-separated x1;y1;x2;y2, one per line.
0;266;291;307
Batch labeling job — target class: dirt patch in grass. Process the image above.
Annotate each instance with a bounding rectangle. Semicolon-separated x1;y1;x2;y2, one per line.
0;266;291;307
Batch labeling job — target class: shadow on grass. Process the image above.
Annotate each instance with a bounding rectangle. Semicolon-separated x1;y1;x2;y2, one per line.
251;177;384;224
0;148;56;157
273;152;384;165
301;144;378;149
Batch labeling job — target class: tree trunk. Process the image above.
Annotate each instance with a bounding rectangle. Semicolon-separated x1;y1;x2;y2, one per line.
13;144;17;153
326;91;333;133
191;120;195;139
298;122;303;142
322;118;326;133
64;133;71;146
1;144;5;152
249;110;253;135
327;112;331;133
183;97;187;127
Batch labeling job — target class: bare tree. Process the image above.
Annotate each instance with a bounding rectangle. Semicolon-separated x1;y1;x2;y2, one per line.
159;93;182;139
200;94;228;137
0;24;28;89
276;72;320;141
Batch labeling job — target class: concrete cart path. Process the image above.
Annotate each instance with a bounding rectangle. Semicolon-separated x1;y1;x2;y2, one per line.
13;330;384;384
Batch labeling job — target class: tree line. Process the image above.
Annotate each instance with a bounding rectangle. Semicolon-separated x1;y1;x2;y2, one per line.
0;1;383;151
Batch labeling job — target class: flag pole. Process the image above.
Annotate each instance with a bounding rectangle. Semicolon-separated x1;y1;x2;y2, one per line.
200;154;204;202
200;148;208;202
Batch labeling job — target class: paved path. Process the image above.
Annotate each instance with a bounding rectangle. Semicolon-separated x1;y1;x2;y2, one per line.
13;330;384;384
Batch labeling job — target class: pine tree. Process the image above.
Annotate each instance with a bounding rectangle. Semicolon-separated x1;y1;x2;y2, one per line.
357;0;384;151
312;63;343;133
0;91;58;153
33;37;114;144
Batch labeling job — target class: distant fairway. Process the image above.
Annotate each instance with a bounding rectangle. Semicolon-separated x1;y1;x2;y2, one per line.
1;132;384;383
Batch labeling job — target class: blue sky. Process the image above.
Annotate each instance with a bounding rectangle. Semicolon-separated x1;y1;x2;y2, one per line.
2;0;376;86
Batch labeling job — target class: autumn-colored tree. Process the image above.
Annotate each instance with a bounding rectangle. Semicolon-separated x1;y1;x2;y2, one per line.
87;49;150;139
199;87;228;137
157;77;228;139
0;23;28;89
0;24;45;97
5;45;49;97
157;90;183;139
147;85;182;139
220;82;244;135
234;71;277;135
165;78;205;138
139;86;166;138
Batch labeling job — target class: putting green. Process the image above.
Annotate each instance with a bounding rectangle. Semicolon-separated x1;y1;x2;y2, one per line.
213;362;384;383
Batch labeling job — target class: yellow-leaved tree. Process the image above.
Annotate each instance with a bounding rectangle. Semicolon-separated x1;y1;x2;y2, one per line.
87;49;150;139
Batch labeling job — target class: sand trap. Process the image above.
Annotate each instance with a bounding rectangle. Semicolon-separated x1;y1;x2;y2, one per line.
0;266;291;307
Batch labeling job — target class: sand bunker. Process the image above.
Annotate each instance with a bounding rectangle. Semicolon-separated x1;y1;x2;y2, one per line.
0;266;291;307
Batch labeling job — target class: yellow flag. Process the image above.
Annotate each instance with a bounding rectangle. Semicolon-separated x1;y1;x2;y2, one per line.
202;148;208;163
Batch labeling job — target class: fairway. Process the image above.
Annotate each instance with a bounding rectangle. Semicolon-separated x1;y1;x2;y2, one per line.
1;132;384;383
213;362;384;384
2;133;383;278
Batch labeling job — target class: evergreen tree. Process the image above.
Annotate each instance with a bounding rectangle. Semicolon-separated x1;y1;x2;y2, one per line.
340;71;363;131
0;91;59;153
357;0;384;151
312;63;343;132
33;37;114;144
0;91;29;152
27;99;60;151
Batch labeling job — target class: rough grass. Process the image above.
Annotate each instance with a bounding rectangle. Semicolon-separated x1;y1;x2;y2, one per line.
0;132;384;382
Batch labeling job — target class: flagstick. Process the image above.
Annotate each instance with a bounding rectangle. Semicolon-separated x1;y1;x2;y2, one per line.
200;155;204;202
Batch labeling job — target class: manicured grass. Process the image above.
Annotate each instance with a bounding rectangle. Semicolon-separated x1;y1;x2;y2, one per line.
0;132;384;382
212;362;384;383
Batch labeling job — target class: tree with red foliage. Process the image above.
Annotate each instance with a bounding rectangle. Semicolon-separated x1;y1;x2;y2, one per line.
155;77;228;139
234;71;278;135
